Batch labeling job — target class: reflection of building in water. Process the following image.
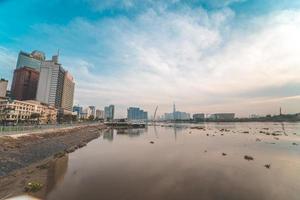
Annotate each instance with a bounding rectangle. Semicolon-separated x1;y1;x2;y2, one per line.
46;155;69;194
103;129;114;141
116;128;146;137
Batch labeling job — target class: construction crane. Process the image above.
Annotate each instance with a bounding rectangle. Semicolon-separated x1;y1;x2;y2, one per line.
153;106;158;122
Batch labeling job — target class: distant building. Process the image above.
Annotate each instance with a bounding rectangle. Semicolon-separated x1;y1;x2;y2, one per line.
164;113;174;120
61;72;75;111
0;99;57;124
0;79;8;99
127;107;148;121
193;113;205;121
167;104;190;120
73;106;83;119
210;113;235;120
250;114;260;119
104;105;115;121
11;67;39;101
89;106;96;118
16;50;45;70
96;109;104;119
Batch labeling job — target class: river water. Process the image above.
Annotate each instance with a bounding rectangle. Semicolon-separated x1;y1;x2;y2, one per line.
44;122;300;200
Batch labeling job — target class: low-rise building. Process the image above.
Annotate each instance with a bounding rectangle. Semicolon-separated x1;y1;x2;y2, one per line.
73;106;83;119
193;113;205;121
209;113;235;120
0;99;57;124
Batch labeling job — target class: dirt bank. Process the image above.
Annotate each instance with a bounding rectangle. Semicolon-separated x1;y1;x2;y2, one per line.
0;124;107;177
0;124;107;199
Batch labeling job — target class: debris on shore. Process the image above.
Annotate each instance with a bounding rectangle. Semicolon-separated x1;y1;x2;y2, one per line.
244;155;254;161
222;153;227;156
264;164;271;169
190;127;205;130
150;141;155;144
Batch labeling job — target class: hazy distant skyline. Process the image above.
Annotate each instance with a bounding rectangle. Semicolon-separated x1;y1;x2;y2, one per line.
1;0;300;118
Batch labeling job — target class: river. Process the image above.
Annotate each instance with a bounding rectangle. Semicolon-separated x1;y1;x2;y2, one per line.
39;122;300;200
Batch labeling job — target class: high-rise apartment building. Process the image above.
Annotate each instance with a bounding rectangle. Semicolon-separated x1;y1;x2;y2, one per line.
0;79;8;99
16;50;45;70
104;105;115;121
61;72;75;111
36;55;66;109
11;67;40;100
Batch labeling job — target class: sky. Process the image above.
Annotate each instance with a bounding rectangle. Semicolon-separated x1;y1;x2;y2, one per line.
0;0;300;118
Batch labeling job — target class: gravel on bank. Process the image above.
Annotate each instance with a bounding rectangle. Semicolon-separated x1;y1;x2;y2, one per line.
0;124;107;177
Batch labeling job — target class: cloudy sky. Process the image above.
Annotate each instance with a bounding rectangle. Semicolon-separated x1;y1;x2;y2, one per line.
0;0;300;118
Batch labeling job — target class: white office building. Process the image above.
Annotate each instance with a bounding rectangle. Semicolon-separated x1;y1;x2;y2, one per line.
36;55;64;108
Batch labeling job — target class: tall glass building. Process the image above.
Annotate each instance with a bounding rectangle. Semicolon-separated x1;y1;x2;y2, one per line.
104;105;115;121
16;50;45;70
127;107;148;121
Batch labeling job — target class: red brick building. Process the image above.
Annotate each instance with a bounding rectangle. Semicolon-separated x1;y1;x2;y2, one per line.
11;67;40;101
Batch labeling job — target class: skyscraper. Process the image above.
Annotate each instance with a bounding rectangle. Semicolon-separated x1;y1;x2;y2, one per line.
16;50;45;70
36;55;62;107
61;72;75;111
0;79;8;99
11;67;40;100
104;105;115;121
36;54;73;111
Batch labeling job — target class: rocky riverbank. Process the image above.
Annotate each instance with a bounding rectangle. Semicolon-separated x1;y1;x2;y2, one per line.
0;123;107;198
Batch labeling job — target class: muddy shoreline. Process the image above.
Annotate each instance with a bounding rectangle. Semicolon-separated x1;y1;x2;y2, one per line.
0;124;107;199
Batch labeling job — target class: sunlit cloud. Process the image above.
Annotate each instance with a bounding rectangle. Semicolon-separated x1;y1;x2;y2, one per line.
0;1;299;117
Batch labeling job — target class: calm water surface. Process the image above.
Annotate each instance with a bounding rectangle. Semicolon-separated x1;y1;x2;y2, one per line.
45;122;300;200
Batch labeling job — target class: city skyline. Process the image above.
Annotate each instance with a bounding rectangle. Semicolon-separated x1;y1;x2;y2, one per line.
1;0;300;118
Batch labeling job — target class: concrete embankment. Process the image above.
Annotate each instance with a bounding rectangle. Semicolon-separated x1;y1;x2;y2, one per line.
0;123;107;177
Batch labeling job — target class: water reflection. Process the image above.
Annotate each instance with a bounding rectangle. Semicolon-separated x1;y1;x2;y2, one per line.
103;129;114;141
45;155;69;194
45;123;300;200
103;128;147;141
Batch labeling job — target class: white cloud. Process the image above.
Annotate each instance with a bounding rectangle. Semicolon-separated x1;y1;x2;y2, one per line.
48;7;300;117
6;4;300;118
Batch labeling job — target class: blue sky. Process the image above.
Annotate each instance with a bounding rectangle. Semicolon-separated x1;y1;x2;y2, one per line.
1;0;300;117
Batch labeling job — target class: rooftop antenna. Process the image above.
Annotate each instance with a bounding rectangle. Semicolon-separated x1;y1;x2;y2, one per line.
280;107;282;116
